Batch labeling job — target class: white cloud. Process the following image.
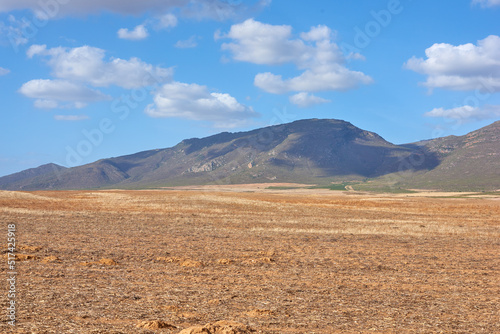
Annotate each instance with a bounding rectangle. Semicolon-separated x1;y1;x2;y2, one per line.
0;15;29;48
27;44;172;89
221;19;307;66
23;44;174;111
19;79;110;109
255;67;373;94
300;25;335;42
0;67;10;76
54;115;90;121
425;105;500;121
405;35;500;92
175;35;198;48
26;44;47;58
145;81;259;127
118;14;175;42
34;99;59;109
158;13;178;28
117;25;149;40
289;92;331;108
220;19;372;94
472;0;500;7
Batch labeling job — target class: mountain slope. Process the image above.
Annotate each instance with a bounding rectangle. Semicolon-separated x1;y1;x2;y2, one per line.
1;118;497;191
398;120;500;191
107;119;435;188
0;163;67;190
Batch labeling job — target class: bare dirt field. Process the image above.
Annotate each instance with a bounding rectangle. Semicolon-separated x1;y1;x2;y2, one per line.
0;188;499;333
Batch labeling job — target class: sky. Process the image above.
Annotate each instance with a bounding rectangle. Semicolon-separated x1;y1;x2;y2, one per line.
0;0;499;177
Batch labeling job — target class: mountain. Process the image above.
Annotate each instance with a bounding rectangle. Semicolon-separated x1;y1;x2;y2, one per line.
398;120;500;191
0;163;67;190
0;119;498;191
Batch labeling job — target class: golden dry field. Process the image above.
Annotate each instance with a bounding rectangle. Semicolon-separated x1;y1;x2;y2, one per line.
0;188;499;333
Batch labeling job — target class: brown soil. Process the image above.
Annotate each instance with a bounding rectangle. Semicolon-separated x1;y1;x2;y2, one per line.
0;189;499;333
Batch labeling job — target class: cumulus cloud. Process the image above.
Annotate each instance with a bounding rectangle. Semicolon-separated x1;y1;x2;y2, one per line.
175;35;199;48
0;67;10;76
145;81;259;127
255;67;372;94
26;44;172;89
220;19;372;94
425;105;500;121
23;44;172;109
117;25;149;40
405;35;500;92
54;115;90;121
26;44;47;57
289;92;331;108
19;79;110;109
221;19;311;66
472;0;500;7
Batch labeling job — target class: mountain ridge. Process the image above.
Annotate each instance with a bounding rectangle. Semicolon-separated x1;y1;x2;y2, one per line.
396;120;500;191
1;118;498;191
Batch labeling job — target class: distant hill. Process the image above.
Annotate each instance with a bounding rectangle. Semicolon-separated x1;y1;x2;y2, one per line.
0;163;67;190
0;119;498;191
398;120;500;191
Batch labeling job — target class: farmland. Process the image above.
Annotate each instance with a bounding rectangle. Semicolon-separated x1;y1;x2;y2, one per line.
1;188;499;333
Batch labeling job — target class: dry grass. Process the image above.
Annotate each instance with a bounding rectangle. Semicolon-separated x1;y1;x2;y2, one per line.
0;189;499;333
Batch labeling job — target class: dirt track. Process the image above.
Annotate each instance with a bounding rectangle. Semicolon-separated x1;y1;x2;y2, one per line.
1;189;499;333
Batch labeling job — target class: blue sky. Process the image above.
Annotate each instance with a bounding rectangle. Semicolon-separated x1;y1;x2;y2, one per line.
0;0;499;176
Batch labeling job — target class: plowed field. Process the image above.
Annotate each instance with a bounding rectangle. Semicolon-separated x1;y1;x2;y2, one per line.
1;189;498;333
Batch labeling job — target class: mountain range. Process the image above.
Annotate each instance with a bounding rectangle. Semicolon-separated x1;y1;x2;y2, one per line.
1;118;498;191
